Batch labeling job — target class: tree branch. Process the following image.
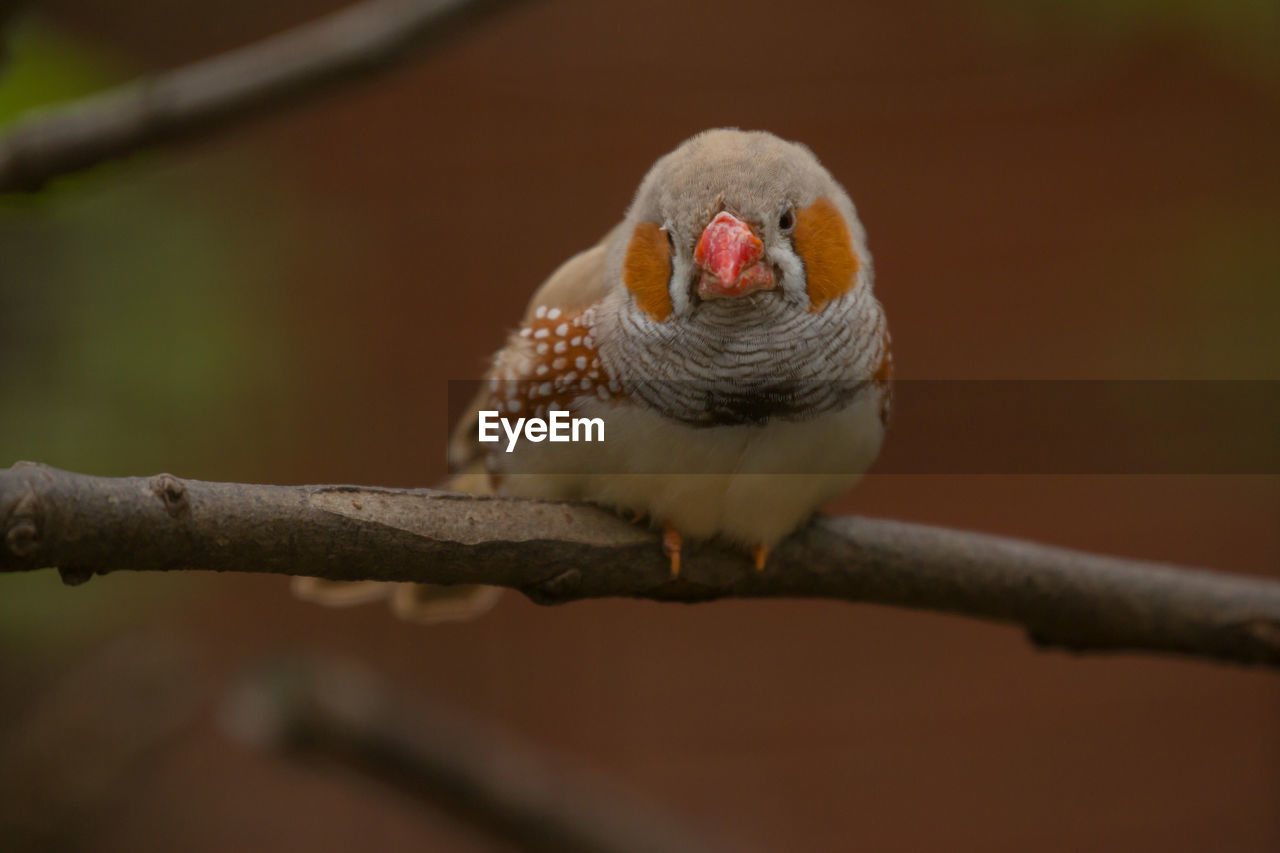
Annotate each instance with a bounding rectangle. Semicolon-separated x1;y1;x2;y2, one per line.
221;658;723;853
0;0;527;193
2;462;1279;668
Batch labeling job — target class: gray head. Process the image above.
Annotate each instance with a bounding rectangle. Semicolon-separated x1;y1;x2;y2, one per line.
606;128;872;323
592;129;885;421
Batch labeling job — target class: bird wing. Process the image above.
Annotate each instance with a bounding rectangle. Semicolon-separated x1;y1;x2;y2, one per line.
295;225;622;623
519;222;624;320
446;224;622;472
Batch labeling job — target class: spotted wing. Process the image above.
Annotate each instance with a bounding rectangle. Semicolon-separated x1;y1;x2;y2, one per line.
448;226;622;472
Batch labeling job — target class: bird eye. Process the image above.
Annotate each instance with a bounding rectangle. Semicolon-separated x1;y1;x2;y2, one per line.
778;207;796;233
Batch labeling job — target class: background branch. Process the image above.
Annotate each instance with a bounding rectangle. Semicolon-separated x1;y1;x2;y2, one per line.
3;463;1279;668
0;0;526;193
221;658;722;853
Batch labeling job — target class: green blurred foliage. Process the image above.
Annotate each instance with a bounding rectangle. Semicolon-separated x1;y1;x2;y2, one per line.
0;19;127;121
1178;216;1280;378
998;0;1280;81
0;21;300;647
0;180;294;474
1104;213;1280;380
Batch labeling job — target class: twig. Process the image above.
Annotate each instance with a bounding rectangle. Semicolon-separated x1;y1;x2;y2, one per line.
221;658;722;853
0;0;527;193
2;462;1279;667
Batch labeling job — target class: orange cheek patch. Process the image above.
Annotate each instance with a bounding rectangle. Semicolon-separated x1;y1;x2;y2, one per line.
794;198;859;312
623;222;673;322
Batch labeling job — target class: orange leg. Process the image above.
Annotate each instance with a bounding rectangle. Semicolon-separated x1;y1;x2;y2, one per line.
662;524;683;578
751;543;771;572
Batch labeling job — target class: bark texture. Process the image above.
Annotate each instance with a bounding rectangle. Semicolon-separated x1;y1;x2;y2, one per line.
3;463;1279;668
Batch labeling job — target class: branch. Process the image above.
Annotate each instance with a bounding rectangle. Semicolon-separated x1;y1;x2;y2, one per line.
3;462;1279;668
221;658;722;853
0;0;526;193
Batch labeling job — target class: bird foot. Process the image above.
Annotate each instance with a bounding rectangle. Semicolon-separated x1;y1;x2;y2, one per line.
751;543;770;572
662;524;682;578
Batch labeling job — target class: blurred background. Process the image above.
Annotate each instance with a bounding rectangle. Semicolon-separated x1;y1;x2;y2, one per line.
1;0;1277;850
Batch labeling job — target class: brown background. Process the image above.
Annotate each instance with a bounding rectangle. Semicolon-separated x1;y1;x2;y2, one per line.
2;1;1278;851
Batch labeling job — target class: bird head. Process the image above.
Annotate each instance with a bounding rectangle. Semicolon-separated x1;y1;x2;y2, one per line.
590;129;885;424
610;128;872;324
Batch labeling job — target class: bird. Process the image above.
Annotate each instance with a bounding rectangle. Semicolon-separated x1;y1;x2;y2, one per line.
293;128;892;622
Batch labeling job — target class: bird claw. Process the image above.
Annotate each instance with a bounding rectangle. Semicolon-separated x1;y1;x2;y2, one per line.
660;530;766;576
751;543;770;572
662;524;682;578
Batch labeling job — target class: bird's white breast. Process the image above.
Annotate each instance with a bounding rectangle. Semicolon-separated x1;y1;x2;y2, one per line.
493;387;886;547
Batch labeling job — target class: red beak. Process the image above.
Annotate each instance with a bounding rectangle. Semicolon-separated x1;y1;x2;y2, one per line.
694;211;774;298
